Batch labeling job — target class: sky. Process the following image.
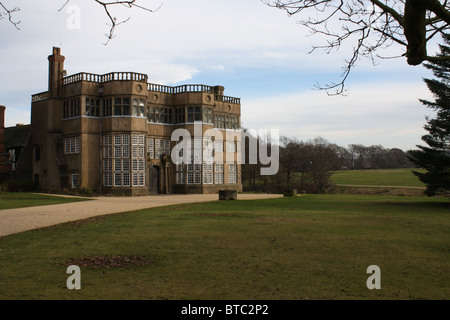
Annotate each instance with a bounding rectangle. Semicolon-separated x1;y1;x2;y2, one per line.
0;0;440;150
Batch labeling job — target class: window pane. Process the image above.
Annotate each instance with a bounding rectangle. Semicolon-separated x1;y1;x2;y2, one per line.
65;139;70;154
122;134;130;146
139;106;145;117
123;173;130;187
122;145;130;158
115;173;122;186
115;146;122;158
115;159;122;171
194;172;201;184
132;105;138;116
139;135;145;145
122;159;130;171
72;174;79;189
139;173;145;186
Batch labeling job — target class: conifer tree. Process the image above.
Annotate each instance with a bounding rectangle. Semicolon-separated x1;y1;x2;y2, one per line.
409;34;450;196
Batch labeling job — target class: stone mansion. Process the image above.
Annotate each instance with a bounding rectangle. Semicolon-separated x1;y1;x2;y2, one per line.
25;47;242;195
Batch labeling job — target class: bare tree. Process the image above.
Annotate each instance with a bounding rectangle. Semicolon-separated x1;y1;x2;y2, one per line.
279;136;302;188
308;137;340;192
294;141;313;192
263;0;450;94
0;1;160;45
279;136;339;193
344;143;412;169
348;144;370;169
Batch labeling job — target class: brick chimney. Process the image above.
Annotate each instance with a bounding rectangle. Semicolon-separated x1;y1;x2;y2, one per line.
48;47;65;98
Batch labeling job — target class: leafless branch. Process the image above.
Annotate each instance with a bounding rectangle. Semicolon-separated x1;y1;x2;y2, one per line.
262;0;450;94
1;1;160;42
58;0;161;45
0;2;20;30
58;0;72;12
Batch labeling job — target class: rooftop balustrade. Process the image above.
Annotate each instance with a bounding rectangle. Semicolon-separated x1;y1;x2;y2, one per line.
31;91;49;102
147;83;214;94
62;72;148;85
31;72;240;104
148;83;240;104
215;95;241;105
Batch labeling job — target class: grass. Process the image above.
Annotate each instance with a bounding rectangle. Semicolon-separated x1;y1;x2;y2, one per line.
0;192;91;210
0;194;448;300
331;168;426;188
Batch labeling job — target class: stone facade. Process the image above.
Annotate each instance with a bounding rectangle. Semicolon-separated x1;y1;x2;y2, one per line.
30;47;242;195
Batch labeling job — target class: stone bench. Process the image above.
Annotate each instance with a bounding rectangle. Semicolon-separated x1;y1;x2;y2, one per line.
219;190;237;200
283;189;297;197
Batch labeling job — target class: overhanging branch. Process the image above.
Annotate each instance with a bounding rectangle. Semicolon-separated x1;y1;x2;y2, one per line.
262;0;450;94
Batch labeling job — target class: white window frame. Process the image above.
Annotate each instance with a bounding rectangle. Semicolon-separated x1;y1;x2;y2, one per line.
72;173;79;189
148;137;155;159
123;172;131;187
65;137;80;155
105;134;135;188
103;172;112;187
228;164;237;184
215;163;224;184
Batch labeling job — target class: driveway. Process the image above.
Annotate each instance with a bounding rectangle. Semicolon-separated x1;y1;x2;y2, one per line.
0;193;281;237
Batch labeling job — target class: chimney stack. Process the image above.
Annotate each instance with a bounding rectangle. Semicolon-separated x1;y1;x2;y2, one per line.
48;47;65;98
0;105;5;130
214;86;225;96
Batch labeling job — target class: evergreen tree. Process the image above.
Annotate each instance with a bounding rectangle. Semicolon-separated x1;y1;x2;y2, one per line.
409;34;450;196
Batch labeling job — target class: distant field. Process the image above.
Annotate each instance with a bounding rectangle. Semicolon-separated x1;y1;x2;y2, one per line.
331;168;426;188
0;193;90;210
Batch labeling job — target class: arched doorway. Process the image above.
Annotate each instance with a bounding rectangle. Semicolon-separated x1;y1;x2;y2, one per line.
149;165;159;194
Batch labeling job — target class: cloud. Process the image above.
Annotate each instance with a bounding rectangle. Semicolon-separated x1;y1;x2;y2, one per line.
66;58;199;85
243;81;434;150
208;65;225;72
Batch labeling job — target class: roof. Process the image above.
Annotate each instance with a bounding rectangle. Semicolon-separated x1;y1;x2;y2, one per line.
4;125;31;149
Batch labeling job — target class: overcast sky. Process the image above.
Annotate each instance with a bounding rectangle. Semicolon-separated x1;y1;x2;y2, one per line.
0;0;439;150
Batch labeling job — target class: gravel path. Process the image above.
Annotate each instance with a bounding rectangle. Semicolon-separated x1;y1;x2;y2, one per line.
0;193;281;237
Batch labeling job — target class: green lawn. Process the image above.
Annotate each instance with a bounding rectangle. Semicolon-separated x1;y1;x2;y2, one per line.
331;168;426;187
0;194;448;300
0;192;91;210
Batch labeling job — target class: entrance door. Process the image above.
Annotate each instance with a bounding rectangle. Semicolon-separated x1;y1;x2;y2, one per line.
149;166;159;194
